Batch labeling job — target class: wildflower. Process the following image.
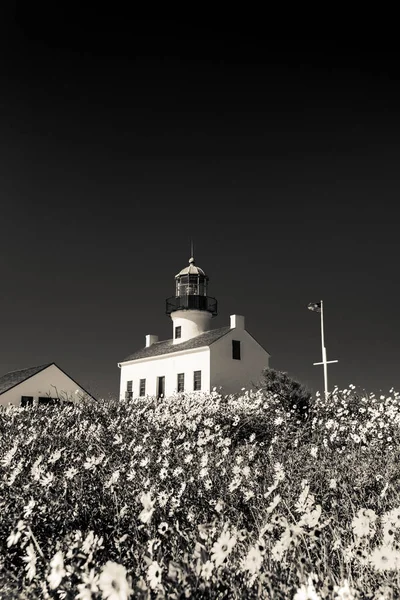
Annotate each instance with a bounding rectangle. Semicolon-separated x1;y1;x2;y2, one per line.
299;505;322;528
158;522;168;535
139;492;155;524
76;569;100;599
105;470;120;489
242;466;251;478
351;509;376;538
98;562;132;600
159;468;168;480
84;456;97;470
229;477;242;492
266;494;281;513
200;560;214;580
329;479;337;490
82;531;97;554
2;442;18;467
382;507;400;527
369;546;400;571
7;520;25;547
48;448;64;464
126;469;136;481
242;546;263;574
243;489;255;502
334;579;355;600
293;576;321;600
23;499;36;519
6;456;22;485
47;551;66;589
40;472;55;487
310;447;318;458
157;491;169;507
65;466;78;479
211;530;237;567
147;561;162;590
21;543;37;581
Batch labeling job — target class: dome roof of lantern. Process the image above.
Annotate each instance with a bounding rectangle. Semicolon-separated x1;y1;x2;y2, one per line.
175;257;207;278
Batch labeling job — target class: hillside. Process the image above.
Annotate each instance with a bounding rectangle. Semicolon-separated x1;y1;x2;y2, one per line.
0;385;399;599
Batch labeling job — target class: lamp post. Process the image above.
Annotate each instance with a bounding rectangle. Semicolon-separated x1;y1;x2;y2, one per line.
308;300;338;399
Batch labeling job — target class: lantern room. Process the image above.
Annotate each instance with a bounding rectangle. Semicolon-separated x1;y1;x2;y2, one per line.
165;257;218;316
175;257;208;296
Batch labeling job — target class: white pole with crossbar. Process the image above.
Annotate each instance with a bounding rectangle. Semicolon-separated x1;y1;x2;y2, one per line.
312;299;338;399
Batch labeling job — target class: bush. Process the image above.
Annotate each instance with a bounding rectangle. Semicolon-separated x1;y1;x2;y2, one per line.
256;368;311;420
0;386;399;598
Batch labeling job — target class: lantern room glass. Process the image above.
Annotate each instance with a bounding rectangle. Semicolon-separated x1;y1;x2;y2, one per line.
176;274;207;297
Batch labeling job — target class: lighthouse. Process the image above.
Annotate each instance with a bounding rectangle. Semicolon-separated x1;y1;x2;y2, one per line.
118;255;270;399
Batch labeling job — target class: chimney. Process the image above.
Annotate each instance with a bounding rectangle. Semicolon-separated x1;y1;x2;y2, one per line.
230;314;245;330
145;334;159;347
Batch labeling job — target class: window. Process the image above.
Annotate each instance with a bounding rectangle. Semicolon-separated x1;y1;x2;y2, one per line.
38;397;58;406
177;373;185;392
126;380;133;400
193;370;201;391
232;340;241;360
175;326;181;339
139;379;146;396
21;396;34;407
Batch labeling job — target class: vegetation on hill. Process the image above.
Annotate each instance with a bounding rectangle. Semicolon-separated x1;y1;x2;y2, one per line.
0;375;400;599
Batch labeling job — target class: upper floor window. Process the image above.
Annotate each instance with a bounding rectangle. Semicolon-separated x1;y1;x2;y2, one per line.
175;326;181;339
126;380;133;400
139;379;146;397
193;370;201;391
232;340;241;360
177;373;185;392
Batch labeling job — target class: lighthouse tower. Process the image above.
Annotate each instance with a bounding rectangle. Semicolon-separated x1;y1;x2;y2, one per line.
166;256;218;344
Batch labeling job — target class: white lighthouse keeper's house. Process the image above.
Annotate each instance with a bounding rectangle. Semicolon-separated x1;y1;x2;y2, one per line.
118;256;270;399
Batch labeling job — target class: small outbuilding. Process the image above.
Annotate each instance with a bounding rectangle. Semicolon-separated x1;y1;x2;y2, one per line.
0;362;95;407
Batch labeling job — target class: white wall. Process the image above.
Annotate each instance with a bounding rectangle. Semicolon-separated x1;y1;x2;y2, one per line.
210;329;270;395
170;310;212;343
0;364;91;407
119;348;210;399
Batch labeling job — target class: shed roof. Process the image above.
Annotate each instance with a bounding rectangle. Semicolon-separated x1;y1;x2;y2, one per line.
120;326;231;363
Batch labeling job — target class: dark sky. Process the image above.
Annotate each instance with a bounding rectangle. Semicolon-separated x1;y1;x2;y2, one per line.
1;11;400;399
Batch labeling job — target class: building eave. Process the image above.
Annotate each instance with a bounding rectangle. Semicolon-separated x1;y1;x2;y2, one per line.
118;345;210;367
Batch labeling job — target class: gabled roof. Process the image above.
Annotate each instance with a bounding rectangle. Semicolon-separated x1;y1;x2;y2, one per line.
0;363;53;395
0;362;96;400
120;326;231;363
